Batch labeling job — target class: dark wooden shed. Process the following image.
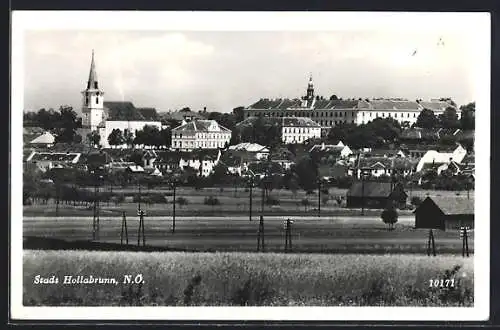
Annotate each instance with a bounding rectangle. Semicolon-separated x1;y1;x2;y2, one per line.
414;196;474;231
346;181;407;209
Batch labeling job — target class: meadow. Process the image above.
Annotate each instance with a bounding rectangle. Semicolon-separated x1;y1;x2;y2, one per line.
23;215;473;254
23;186;474;217
23;250;474;306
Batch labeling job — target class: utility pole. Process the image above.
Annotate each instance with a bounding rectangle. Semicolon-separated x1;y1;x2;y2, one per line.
249;176;253;222
361;174;365;216
317;179;321;217
55;182;60;217
257;215;265;252
137;209;146;246
137;176;142;212
284;218;293;252
120;211;128;245
92;175;101;241
172;181;177;234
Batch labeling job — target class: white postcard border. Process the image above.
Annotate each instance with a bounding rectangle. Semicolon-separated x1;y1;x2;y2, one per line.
10;11;491;321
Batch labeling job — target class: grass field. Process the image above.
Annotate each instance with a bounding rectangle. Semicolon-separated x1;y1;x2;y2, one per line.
23;187;474;217
23;215;474;254
23;250;474;306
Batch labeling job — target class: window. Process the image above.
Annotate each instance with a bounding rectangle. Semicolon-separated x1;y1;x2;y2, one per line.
414;113;416;118
376;113;378;117
335;112;338;117
339;112;342;117
345;112;347;116
407;113;410;118
382;113;385;117
362;112;365;117
85;97;89;105
370;113;372;117
96;97;99;105
94;82;98;89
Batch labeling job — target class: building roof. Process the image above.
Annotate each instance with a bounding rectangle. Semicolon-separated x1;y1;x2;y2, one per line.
30;131;55;145
136;108;160;121
157;149;221;163
347;181;404;198
103;102;160;122
228;143;269;153
160;110;207;122
172;120;231;133
247;98;360;110
420;196;474;215
282;117;321;127
85;50;99;90
27;152;81;163
419;101;456;112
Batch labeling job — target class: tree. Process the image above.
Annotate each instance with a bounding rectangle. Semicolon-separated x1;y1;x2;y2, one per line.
330;95;339;100
53;106;82;143
439;107;460;129
123;129;134;148
160;128;172;148
293;156;318;192
381;206;398;230
87;131;101;147
176;197;188;208
107;128;123;148
232;106;245;123
415;109;439;129
460;102;475;130
301;198;310;212
134;125;162;148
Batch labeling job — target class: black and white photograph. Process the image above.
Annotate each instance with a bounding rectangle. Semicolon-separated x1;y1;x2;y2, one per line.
10;11;490;321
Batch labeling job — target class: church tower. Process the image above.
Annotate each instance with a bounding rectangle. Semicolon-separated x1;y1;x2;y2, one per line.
82;50;105;131
306;74;314;101
302;74;316;108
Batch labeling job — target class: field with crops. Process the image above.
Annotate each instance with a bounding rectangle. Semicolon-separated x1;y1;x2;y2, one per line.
23;250;474;306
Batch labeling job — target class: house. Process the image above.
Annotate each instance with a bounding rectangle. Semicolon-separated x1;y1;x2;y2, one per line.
171;119;231;151
346;181;408;209
86;150;112;172
362;148;406;158
414;196;474;231
281;117;322;144
23;127;46;146
25;151;82;172
178;149;222;177
29;131;56;147
416;144;467;172
126;165;145;174
318;160;349;181
268;147;296;170
228;143;270;160
309;142;353;159
142;150;158;169
154;151;183;174
354;157;393;178
220;150;259;176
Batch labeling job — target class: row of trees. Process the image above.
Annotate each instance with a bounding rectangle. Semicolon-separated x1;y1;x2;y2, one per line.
105;126;172;148
415;103;475;130
24;106;83;144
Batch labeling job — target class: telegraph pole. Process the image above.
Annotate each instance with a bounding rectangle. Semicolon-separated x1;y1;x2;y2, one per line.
92;174;101;241
317;179;321;217
172;180;177;234
249;176;253;222
257;215;265;252
120;211;128;245
284;218;293;253
137;209;146;246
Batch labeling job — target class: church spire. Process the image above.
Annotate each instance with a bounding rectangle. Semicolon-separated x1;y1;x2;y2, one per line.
87;49;99;90
306;73;314;100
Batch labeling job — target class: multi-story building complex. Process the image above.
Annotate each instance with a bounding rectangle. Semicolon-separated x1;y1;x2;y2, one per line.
171;119;231;151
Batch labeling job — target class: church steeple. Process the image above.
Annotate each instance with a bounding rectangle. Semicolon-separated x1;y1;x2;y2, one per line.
306;74;314;100
87;49;99;90
82;50;105;131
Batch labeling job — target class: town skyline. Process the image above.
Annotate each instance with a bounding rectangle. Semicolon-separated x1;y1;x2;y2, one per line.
24;29;481;114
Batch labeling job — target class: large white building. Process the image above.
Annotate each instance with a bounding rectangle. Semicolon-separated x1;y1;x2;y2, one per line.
171;120;231;151
79;51;162;148
281;117;321;144
243;76;459;129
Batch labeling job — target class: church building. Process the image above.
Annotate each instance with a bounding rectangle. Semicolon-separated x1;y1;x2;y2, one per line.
79;51;162;148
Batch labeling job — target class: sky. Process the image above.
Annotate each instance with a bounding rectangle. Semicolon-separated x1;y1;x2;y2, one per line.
23;26;483;114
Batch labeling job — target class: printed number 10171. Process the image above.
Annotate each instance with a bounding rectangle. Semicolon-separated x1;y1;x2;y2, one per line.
429;279;455;288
